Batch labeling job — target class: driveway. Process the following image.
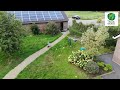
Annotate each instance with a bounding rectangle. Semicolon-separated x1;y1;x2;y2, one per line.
98;53;120;79
68;18;104;27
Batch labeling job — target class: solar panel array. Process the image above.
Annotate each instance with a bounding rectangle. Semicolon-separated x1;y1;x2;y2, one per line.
7;11;65;23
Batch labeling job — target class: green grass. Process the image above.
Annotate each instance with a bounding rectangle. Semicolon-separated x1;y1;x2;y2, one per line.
65;11;104;20
17;37;100;79
0;34;62;78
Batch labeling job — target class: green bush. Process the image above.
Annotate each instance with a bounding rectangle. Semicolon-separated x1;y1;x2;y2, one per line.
84;61;99;74
30;24;40;35
69;20;98;37
69;20;82;36
78;60;89;68
45;21;60;36
68;50;92;64
0;11;23;54
105;26;120;48
93;26;98;32
108;26;120;37
68;50;103;74
104;64;112;71
68;50;93;69
69;27;82;36
105;38;116;47
97;62;112;72
97;17;102;23
97;62;105;68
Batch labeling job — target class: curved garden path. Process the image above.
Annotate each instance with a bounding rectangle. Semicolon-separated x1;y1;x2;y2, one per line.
3;31;69;79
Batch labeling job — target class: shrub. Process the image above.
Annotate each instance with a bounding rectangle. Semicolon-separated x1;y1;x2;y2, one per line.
104;64;112;71
30;23;40;35
93;26;98;32
45;21;60;36
105;26;120;48
97;62;105;68
78;59;89;68
108;26;120;37
69;20;98;37
84;61;99;74
69;27;82;36
81;26;109;56
68;50;93;69
97;62;112;72
69;20;82;36
68;50;102;74
105;38;116;48
97;17;102;23
0;11;23;54
68;50;92;63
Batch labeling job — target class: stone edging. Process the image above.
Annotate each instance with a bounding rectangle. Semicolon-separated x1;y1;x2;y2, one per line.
99;70;115;79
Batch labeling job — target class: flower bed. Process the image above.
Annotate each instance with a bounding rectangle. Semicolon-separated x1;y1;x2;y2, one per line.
68;50;113;76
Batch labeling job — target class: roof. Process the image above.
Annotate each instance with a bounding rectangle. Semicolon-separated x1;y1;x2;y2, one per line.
112;34;120;39
7;11;68;24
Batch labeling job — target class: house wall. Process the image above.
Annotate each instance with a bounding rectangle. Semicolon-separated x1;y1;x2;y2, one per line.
37;22;61;33
63;21;68;31
112;38;120;64
56;22;61;29
23;22;67;33
37;23;47;33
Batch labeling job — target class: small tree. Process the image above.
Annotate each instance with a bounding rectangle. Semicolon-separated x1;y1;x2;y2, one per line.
81;26;109;56
30;23;40;35
69;20;98;37
0;11;23;54
45;21;60;36
97;17;102;23
69;20;82;36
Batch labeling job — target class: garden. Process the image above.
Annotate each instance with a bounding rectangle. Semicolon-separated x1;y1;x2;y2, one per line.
16;20;120;79
0;11;120;79
0;12;62;78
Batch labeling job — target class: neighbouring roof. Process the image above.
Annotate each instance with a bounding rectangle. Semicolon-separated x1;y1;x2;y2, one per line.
112;34;120;39
7;11;68;24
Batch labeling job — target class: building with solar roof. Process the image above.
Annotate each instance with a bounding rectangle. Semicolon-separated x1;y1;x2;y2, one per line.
7;11;68;32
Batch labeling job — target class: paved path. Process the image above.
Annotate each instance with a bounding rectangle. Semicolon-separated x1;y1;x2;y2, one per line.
3;31;70;79
98;53;120;79
68;18;104;27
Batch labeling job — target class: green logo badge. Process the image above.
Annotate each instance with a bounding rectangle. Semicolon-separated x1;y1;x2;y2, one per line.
107;13;115;20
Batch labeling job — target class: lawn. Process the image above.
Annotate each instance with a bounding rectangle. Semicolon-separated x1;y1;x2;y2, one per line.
17;36;103;79
65;11;104;20
0;34;62;78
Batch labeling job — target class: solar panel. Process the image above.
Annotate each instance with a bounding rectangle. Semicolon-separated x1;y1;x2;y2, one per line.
7;11;65;23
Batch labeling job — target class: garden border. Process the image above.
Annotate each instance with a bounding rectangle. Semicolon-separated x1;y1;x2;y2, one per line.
95;52;115;79
99;70;115;78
